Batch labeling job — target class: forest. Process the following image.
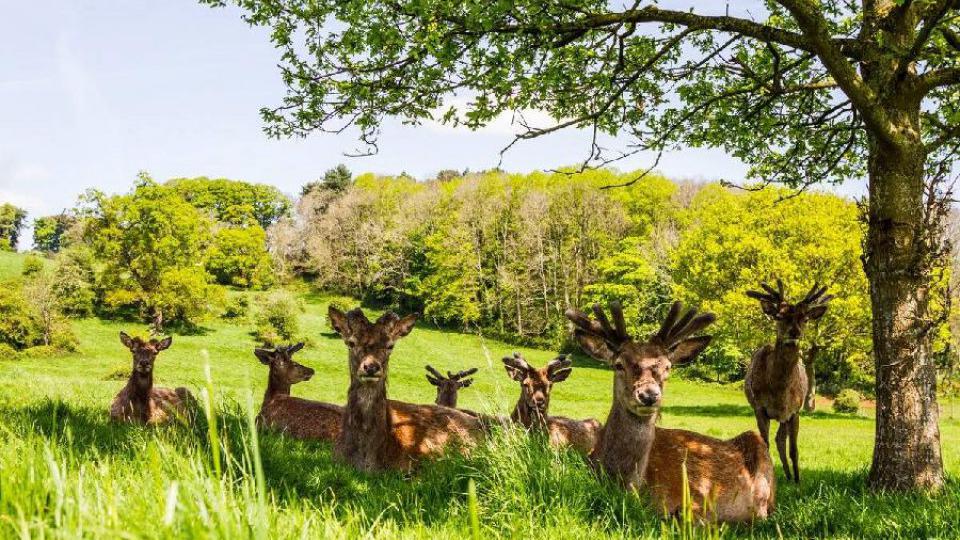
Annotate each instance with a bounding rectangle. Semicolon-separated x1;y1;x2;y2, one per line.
1;171;950;401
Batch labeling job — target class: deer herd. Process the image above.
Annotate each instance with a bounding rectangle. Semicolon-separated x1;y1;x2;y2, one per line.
109;281;832;524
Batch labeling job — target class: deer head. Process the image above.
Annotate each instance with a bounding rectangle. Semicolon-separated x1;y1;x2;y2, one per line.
565;301;714;417
502;353;571;415
120;332;172;376
425;365;478;407
254;343;313;386
746;280;833;345
327;306;418;384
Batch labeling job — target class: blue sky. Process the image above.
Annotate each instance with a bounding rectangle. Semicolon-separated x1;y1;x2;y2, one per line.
1;1;864;232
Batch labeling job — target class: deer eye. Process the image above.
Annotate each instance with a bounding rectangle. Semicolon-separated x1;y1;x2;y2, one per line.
613;362;625;372
347;338;357;347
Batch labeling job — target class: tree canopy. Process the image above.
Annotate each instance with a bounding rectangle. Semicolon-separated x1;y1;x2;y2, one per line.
0;204;27;252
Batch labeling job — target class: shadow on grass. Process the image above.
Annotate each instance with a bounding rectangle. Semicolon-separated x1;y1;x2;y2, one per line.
664;403;872;422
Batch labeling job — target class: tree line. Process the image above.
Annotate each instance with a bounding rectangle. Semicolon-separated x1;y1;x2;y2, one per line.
270;168;913;396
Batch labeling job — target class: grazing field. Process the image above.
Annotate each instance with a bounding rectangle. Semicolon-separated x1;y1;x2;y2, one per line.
0;256;956;538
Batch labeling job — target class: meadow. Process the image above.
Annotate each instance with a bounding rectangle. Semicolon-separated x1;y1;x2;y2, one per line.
0;251;958;539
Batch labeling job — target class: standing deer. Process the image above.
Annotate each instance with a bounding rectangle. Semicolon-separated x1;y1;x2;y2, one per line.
745;281;832;483
567;302;775;522
328;307;484;472
502;352;601;455
255;343;343;442
110;332;193;424
424;365;478;408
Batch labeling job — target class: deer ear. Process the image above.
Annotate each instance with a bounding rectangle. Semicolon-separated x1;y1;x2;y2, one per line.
154;336;172;351
288;342;305;354
120;332;134;350
502;359;526;382
669;335;712;365
460;378;474;388
254;348;273;365
573;330;616;364
390;313;419;340
425;374;440;386
550;367;572;383
806;305;828;321
328;306;350;338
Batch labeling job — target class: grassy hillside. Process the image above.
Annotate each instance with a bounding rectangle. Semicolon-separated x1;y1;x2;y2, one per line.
0;250;30;280
0;278;958;538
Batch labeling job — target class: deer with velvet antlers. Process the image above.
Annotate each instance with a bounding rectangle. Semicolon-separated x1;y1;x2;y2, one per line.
110;332;194;424
255;343;343;442
502;352;601;455
566;302;774;522
425;365;478;409
745;281;832;483
328;307;484;472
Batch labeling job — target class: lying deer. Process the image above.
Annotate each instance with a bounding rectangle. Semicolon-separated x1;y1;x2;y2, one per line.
502;352;601;455
745;281;832;483
425;365;478;408
110;332;193;424
255;343;343;442
328;307;484;472
567;302;774;522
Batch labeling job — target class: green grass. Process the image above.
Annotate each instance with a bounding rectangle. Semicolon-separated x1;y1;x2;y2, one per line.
0;250;31;280
0;286;958;538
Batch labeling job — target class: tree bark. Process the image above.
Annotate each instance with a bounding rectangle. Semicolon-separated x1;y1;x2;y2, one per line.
863;105;945;491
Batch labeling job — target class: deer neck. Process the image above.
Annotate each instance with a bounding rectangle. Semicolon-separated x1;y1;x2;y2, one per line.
125;370;154;422
512;397;548;430
770;338;803;390
263;371;292;405
595;399;657;490
340;373;395;470
436;388;457;408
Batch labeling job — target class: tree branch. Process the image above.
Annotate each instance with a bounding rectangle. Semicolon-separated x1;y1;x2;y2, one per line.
775;0;900;147
917;66;960;92
450;5;865;60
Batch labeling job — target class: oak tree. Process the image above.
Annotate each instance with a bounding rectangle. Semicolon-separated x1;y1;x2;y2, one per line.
203;0;960;490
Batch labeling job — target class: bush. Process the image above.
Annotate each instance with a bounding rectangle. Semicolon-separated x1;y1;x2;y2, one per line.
51;249;96;317
222;295;250;319
254;291;302;345
21;255;45;277
833;389;861;414
50;323;80;353
0;281;42;349
0;343;19;361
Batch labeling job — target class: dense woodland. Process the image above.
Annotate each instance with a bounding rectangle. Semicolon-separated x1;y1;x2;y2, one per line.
2;170;958;399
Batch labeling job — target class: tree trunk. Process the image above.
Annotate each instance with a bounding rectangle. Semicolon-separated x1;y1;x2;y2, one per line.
863;114;944;491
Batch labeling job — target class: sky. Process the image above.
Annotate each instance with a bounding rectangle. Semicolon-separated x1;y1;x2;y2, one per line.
0;1;867;242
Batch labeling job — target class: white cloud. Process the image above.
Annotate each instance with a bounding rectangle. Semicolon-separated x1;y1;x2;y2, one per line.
423;97;569;136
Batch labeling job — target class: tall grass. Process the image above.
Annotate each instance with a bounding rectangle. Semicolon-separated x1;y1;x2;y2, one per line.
1;391;957;539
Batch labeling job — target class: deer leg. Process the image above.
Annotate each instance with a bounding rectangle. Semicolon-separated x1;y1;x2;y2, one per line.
789;414;800;483
754;409;771;449
775;422;791;481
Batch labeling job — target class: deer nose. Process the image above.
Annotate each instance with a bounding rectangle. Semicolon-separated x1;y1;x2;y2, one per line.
532;396;546;408
360;362;382;378
636;388;661;407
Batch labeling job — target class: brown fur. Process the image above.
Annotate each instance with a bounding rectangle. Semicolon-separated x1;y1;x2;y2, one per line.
425;365;478;410
503;353;601;455
109;333;193;424
745;281;831;482
255;343;343;442
567;302;775;522
329;307;484;472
